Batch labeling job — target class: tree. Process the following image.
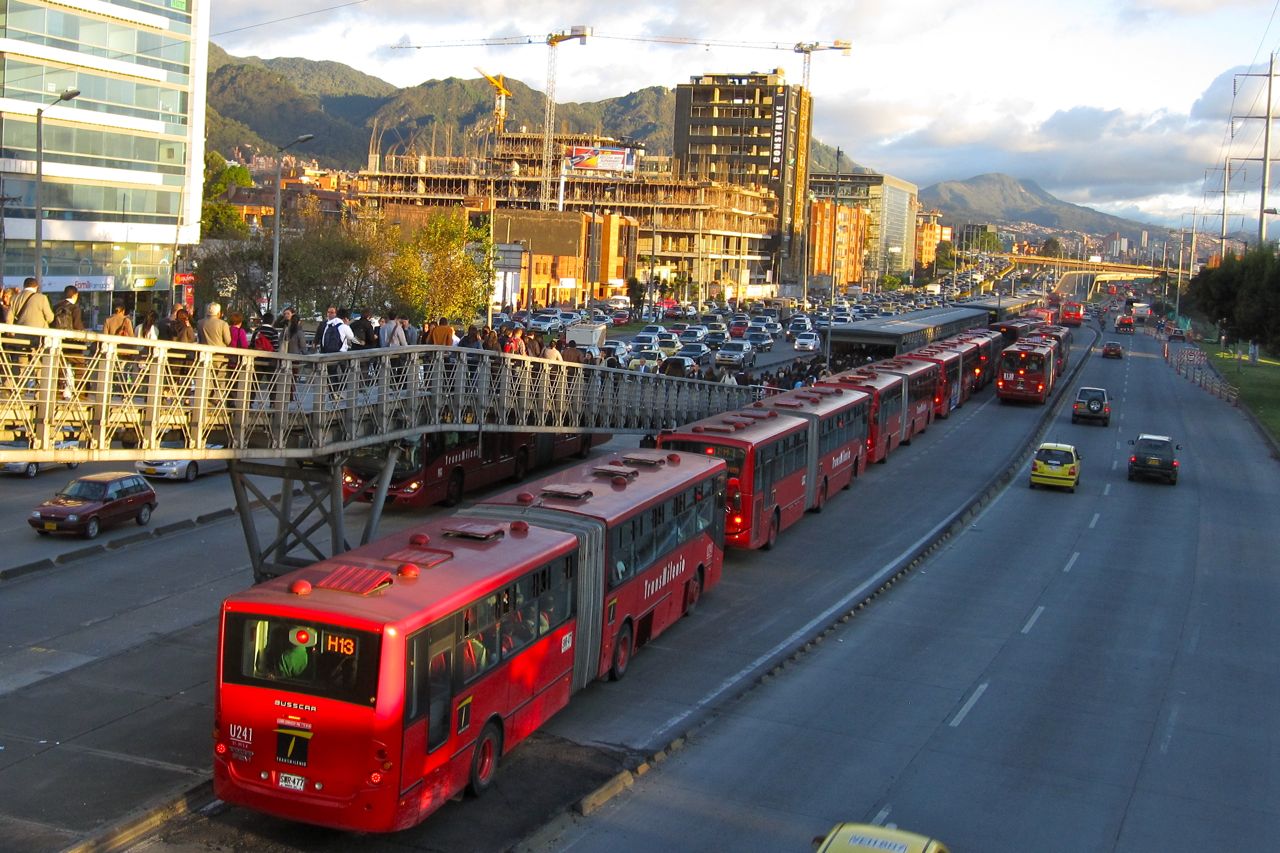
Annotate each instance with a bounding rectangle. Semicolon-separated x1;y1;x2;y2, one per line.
626;276;644;312
1040;237;1064;258
387;211;492;321
934;241;956;270
1189;246;1280;352
277;202;398;318
201;151;252;240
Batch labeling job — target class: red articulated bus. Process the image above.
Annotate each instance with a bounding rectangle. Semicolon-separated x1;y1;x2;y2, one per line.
342;432;606;509
751;384;871;509
214;449;726;833
950;329;1005;391
899;346;966;417
1026;325;1073;374
657;408;809;550
991;317;1043;345
868;358;939;443
1060;301;1085;327
1026;306;1058;326
995;341;1057;404
818;368;904;464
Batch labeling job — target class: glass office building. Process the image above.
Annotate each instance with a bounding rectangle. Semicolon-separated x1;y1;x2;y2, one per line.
0;0;207;326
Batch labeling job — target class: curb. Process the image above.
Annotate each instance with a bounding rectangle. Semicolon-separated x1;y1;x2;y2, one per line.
62;780;215;853
0;558;55;581
154;519;196;536
55;545;105;564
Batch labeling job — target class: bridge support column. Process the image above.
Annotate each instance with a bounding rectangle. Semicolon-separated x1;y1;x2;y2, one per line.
229;458;350;584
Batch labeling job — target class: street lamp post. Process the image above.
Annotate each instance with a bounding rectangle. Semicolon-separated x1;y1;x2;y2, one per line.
34;88;80;284
270;133;314;314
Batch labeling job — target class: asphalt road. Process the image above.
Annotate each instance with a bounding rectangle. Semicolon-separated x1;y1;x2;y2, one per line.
529;331;1280;851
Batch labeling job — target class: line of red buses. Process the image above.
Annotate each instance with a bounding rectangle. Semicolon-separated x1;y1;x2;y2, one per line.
211;314;1060;834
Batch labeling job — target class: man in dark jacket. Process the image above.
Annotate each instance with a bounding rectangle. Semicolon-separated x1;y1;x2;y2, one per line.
349;310;377;352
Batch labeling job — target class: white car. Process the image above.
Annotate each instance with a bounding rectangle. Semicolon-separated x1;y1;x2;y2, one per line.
2;433;80;478
794;331;821;352
135;442;229;482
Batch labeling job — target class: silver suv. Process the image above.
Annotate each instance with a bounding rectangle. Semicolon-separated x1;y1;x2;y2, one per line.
1072;387;1111;426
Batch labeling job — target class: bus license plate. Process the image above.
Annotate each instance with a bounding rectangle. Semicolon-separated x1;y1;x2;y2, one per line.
277;773;306;791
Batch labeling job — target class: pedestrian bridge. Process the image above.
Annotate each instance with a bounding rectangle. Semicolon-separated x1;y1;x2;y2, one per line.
0;323;757;463
1;323;761;581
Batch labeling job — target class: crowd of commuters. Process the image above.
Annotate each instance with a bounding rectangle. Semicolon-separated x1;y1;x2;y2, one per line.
4;294;843;391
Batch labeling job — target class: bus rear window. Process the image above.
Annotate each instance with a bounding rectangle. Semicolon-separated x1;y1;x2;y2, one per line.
662;441;745;478
222;613;381;707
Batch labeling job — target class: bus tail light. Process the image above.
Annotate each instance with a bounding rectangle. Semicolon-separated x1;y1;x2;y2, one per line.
368;771;384;785
1036;383;1044;393
1172;459;1179;468
726;477;742;512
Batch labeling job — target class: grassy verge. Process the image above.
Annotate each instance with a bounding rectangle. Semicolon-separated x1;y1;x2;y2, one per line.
1206;343;1280;441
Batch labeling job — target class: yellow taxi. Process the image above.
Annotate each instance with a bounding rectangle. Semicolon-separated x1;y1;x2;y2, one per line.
1029;441;1082;492
815;823;949;853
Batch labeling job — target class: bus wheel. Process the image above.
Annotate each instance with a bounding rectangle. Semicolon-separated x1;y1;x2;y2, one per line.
685;568;704;615
512;449;529;483
467;722;502;797
609;623;633;681
444;470;464;506
762;511;779;551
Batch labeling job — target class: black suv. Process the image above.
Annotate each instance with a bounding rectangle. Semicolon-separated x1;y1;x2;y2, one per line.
1072;387;1111;426
1128;434;1181;485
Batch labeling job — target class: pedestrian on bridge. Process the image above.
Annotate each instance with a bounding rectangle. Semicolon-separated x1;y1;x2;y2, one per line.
103;303;134;337
197;303;230;348
9;278;53;328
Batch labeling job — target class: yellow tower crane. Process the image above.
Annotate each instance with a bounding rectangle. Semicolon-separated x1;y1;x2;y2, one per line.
475;67;512;139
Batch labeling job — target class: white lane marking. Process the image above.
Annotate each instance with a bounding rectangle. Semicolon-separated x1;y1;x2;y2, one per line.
949;682;989;727
1089;513;1100;529
1111;460;1118;471
1021;606;1046;634
1064;551;1080;573
872;806;892;826
1103;483;1112;496
1160;704;1180;754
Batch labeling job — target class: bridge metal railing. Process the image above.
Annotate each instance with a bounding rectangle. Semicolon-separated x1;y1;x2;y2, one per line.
0;323;760;462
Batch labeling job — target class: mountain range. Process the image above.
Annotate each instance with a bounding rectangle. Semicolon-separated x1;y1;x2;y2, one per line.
205;43;1160;242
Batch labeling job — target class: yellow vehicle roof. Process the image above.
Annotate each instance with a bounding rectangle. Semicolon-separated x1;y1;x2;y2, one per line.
815;823;949;853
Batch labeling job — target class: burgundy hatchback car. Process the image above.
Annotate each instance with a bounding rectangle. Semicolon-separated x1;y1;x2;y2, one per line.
30;472;157;539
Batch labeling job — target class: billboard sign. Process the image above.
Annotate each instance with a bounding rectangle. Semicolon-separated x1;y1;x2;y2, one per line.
566;146;636;173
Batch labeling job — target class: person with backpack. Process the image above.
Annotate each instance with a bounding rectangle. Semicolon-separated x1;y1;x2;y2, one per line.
52;285;84;400
320;308;355;400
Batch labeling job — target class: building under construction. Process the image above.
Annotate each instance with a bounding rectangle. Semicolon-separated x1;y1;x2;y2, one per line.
355;129;778;308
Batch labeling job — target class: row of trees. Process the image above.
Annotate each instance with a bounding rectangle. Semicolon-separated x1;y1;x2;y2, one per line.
196;151;493;323
1188;246;1280;353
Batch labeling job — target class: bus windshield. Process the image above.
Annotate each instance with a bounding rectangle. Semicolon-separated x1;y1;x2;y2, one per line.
662;440;746;478
221;613;381;706
346;442;423;479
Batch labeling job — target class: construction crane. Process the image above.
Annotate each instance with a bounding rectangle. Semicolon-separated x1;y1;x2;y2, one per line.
792;40;852;92
540;27;591;209
395;27;590;210
393;30;847;208
475;67;511;139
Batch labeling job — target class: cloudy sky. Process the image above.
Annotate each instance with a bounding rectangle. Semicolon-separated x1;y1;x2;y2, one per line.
210;0;1280;231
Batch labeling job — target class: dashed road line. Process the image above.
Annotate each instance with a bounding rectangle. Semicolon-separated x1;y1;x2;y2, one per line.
872;806;892;826
1063;551;1079;573
1088;513;1100;529
1103;483;1111;496
1021;606;1045;634
1160;704;1180;754
949;682;989;727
